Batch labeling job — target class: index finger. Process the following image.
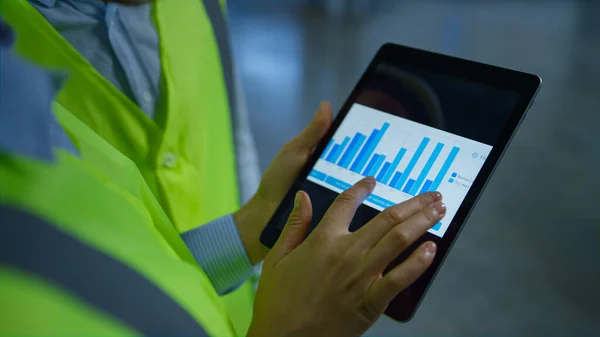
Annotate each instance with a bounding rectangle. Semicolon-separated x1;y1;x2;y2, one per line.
319;176;376;233
354;192;441;249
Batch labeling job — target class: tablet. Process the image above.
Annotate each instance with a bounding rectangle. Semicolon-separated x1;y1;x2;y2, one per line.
260;43;541;321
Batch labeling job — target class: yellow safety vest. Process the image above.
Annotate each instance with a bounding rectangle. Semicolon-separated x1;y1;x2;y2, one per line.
1;0;254;334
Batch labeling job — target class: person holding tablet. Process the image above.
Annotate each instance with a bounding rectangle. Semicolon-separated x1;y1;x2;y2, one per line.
0;16;441;336
1;0;539;333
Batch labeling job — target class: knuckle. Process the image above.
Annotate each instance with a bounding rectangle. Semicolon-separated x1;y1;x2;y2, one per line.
310;228;329;246
386;274;407;291
337;190;359;205
382;207;406;224
391;227;411;247
390;275;405;288
361;295;384;322
286;213;303;226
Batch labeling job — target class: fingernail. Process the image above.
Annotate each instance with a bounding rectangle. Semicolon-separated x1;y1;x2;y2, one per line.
424;242;437;257
294;191;302;207
423;192;442;204
364;176;376;185
431;202;446;216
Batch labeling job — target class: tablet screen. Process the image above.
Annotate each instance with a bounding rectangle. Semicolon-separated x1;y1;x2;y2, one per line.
303;62;521;237
308;103;492;238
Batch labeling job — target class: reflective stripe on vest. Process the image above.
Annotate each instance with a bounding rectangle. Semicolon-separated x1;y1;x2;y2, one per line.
0;204;208;337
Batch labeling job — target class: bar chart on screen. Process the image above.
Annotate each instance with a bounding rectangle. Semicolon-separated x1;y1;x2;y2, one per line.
308;104;493;237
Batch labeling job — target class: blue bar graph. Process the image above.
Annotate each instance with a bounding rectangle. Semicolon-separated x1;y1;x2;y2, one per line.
326;136;350;163
363;154;380;176
376;162;391;182
367;155;386;177
317;121;462;203
321;139;334;159
430;146;460;191
381;148;407;185
351;123;390;173
326;144;341;163
394;137;431;190
390;172;402;187
350;129;378;172
403;179;416;193
409;142;445;195
419;179;433;195
338;133;366;168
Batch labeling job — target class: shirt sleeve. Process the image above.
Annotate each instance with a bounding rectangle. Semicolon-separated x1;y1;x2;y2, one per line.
0;20;77;160
180;214;254;295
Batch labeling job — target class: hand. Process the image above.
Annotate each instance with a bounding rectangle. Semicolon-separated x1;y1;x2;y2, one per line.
248;177;444;337
234;101;333;265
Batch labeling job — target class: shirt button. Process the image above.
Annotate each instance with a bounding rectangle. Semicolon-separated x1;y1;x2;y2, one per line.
162;152;178;168
142;91;153;103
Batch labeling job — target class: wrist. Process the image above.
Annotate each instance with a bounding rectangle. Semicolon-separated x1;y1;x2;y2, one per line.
233;196;272;265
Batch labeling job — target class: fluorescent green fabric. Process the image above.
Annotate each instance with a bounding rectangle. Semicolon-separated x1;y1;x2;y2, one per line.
0;105;234;336
2;0;254;334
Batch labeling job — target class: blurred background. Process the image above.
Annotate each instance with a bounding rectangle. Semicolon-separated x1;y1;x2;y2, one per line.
228;0;600;336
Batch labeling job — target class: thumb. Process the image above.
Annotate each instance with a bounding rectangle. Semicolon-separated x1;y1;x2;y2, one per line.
289;101;333;152
268;191;313;265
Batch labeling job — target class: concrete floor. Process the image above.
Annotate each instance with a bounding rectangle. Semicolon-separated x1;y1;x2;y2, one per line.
228;1;600;335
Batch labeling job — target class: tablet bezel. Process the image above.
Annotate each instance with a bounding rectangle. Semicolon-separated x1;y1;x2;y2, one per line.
260;43;541;321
